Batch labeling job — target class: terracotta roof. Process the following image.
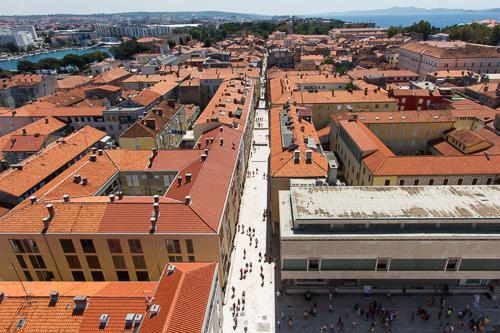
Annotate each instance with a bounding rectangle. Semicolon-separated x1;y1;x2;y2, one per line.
0;262;215;333
270;105;328;178
448;128;490;148
92;68;131;84
400;41;500;59
0;127;107;198
332;110;455;124
57;75;91;90
1;134;46;152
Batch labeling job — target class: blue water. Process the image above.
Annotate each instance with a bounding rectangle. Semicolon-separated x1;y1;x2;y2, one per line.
332;13;500;28
0;47;110;71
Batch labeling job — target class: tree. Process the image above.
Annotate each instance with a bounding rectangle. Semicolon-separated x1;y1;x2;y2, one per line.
17;60;38;73
168;40;176;49
110;40;149;60
62;54;85;70
37;58;61;71
388;26;405;37
491;26;500;46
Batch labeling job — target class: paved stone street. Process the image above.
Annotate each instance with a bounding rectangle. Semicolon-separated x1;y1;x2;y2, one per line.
222;80;276;332
274;292;500;332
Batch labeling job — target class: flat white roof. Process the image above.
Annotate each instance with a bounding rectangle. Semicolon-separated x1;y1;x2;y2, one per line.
290;185;500;221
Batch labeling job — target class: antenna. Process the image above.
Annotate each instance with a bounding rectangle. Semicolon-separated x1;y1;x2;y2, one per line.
10;262;29;298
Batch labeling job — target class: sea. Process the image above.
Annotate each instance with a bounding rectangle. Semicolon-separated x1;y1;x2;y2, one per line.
0;47;111;71
332;13;500;28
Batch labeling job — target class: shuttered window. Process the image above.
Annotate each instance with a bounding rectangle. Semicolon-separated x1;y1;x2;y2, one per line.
321;259;376;271
390;259;445;271
282;259;307;271
460;259;500;271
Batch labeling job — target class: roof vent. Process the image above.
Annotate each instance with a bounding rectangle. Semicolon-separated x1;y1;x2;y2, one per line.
185;196;191;205
153;194;159;203
185;173;192;183
49;291;58;306
99;314;110;329
150;304;160;317
73;174;81;183
30;196;37;204
97;149;104;156
109;194;115;203
63;194;70;203
167;264;175;275
81;177;88;186
89;154;96;162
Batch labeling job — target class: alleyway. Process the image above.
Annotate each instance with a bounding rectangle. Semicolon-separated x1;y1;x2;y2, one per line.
221;77;276;332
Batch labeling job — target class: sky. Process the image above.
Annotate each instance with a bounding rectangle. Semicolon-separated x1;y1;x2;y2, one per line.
1;0;497;16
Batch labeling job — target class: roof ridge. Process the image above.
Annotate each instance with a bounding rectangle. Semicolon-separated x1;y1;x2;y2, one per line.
161;270;186;333
187;205;217;233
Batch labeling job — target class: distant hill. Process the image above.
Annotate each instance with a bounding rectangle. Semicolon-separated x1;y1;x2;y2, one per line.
310;7;500;18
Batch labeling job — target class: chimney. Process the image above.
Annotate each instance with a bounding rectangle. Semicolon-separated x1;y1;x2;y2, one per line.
22;128;27;136
44;118;49;124
153;202;160;219
306;150;313;162
46;204;55;219
97;149;103;156
204;148;209;156
63;194;70;202
201;153;207;161
30;196;37;204
294;149;300;163
89;154;96;162
205;138;210;146
185;196;191;205
117;192;123;200
150;217;157;233
154;194;159;203
220;127;224;133
197;142;202;149
364;88;368;96
73;174;81;183
220;138;224;146
152;148;158;157
81;177;88;186
177;176;182;186
167;99;175;107
210;137;214;143
109;194;115;203
91;147;97;155
185;173;192;182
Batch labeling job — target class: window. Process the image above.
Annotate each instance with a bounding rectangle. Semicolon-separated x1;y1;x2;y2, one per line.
166;240;181;254
308;259;319;271
116;271;130;281
136;271;149;281
168;256;183;262
16;255;27;269
29;255;46;269
376;258;389;271
186;240;194;254
128;239;143;254
80;239;96;253
384;179;390;186
486;178;493;185
71;271;86;281
10;239;39;253
443;179;449;185
24;270;33;281
86;256;101;269
66;255;82;269
107;239;122;253
472;178;478;185
10;239;24;253
59;239;75;253
428;179;434;185
457;178;463;185
188;256;196;262
413;179;420;185
399;179;405;186
446;259;459;271
112;256;127;269
91;271;105;281
132;256;146;269
36;271;54;281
